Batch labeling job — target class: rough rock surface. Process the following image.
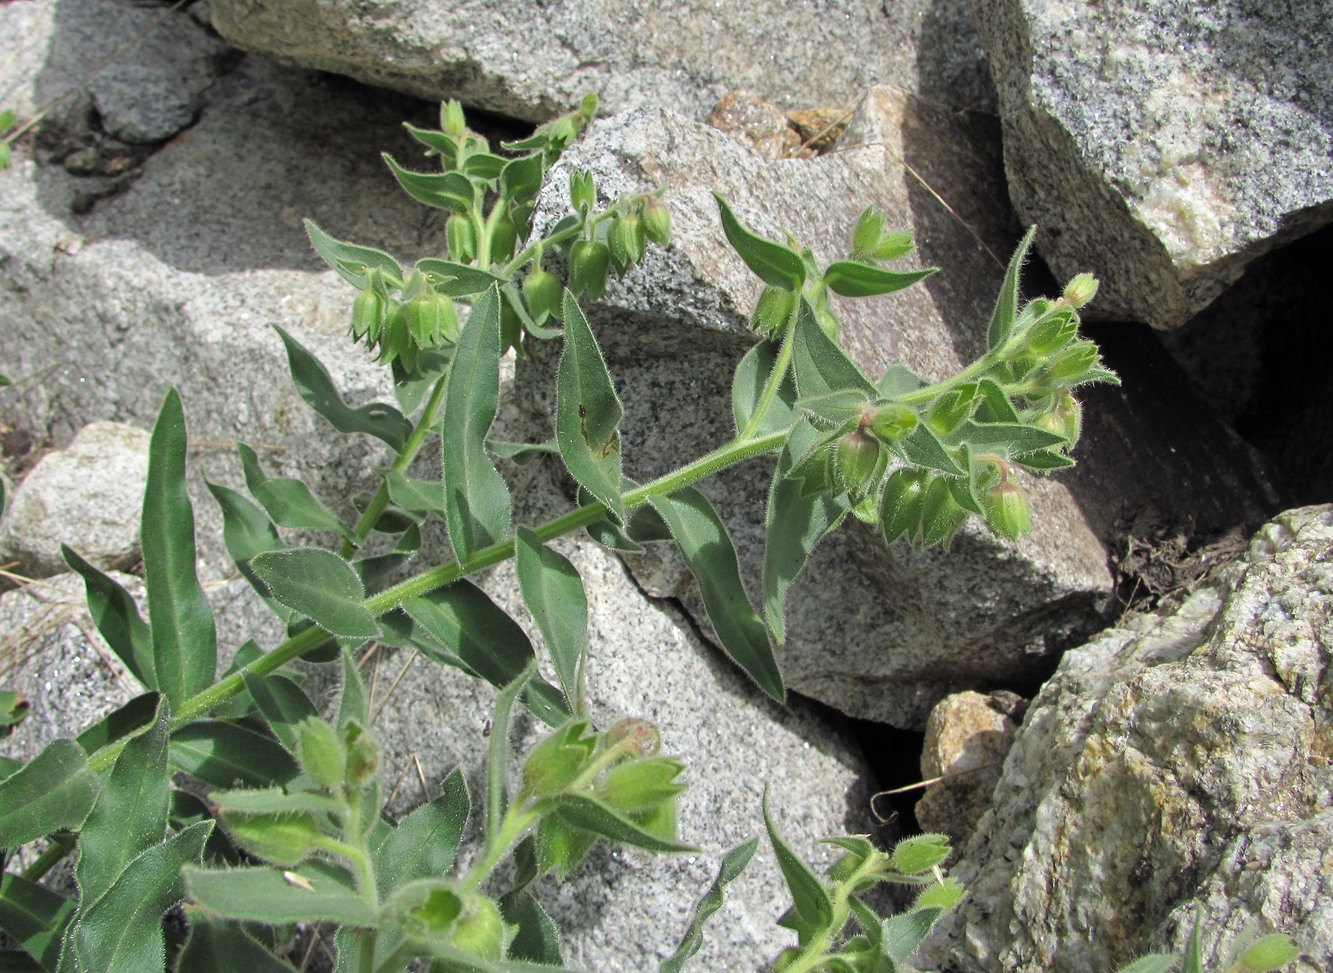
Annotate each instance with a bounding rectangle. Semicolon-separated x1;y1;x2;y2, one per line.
917;505;1333;973
914;690;1022;851
974;0;1333;330
0;422;151;578
523;96;1274;726
208;0;997;122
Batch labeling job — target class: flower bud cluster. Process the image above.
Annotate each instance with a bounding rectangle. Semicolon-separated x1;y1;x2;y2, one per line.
349;271;460;370
561;177;671;305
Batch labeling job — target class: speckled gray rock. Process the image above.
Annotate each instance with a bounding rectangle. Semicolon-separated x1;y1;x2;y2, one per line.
0;422;150;578
974;0;1333;329
90;65;198;143
522;95;1272;726
207;0;996;122
917;505;1333;973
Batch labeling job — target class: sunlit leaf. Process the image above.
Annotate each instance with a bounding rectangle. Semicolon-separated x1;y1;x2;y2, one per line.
556;292;624;523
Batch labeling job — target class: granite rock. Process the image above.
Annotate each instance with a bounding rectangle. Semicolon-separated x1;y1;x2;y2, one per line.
974;0;1333;329
917;505;1333;972
0;422;150;578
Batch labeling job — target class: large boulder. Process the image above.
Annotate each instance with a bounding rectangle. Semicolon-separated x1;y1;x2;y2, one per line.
974;0;1333;330
918;505;1333;973
521;94;1276;726
207;0;996;121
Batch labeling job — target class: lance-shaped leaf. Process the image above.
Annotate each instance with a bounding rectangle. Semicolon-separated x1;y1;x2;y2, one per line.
415;258;508;297
337;647;369;729
732;339;797;437
659;837;759;973
64;820;212;973
552;794;697;853
556;291;625;523
898;423;966;476
237;443;354;542
764;787;833;934
75;695;170;911
951;420;1067;455
205;480;294;625
501;152;546;205
401;582;567;726
822;260;936;298
377;768;470;892
0;872;75;971
486;662;535;848
880;907;944;966
142;389;217;707
987;226;1036;351
1014;448;1076;471
184;860;375;926
0;740;100;847
791;299;876;399
649;488;784;702
714;194;804;291
176;915;295;973
274;325;411;451
501;889;563;966
75;692;159;755
763;427;847;643
975;377;1022;424
250;548;380;641
242;671;320;753
442;284;512;562
382;154;475;212
169;720;299;789
61;545;154;689
515;527;588;711
463;152;508;182
304;219;403;289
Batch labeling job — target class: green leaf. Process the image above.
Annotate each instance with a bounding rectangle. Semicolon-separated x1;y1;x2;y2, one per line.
213;787;342;817
337;647;369;729
515;527;588;711
65;820;212;973
762;428;846;643
184;861;376;926
142;389;217;707
658;837;759;973
552;794;697;853
881;907;943;964
988;226;1036;351
649;488;784;703
822;260;936;298
383;154;475;212
899;423;965;476
415;259;508;298
713;194;804;291
441;285;512;562
462;152;509;182
501;152;546;205
61;546;155;690
379;471;443;517
249;548;380;641
400;582;567;726
402;123;457;159
791;299;876;399
763;787;833;932
556;292;624;523
237;443;354;542
75;695;170;910
378;767;470;892
175;915;296;973
273;325;411;451
0;873;75;971
952;420;1065;454
487;438;560;463
0;740;100;847
732;339;797;437
0;690;29;730
878;363;927;397
393;347;452;414
1013;449;1076;471
169;720;299;789
1181;905;1204;973
241;671;320;753
304;219;404;289
487;662;536;846
205;480;294;625
500;890;563;966
75;692;159;755
1113;957;1181;973
974;378;1022;424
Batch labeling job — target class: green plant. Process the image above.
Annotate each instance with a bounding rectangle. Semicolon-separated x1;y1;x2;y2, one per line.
0;98;1299;973
0;109;17;169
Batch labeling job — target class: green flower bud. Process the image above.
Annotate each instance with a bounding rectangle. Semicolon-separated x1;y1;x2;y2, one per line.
296;717;346;791
1024;310;1077;355
523;267;564;324
851;207;886;261
915;875;965;911
874;230;914;261
490;215;518;262
1237;934;1301;972
642;200;672;246
569;169;595;215
926;385;977;437
1032;391;1082;445
522;720;597;796
604;717;661;757
868;403;918;443
919;475;968;548
880;467;929;545
834;427;884;498
450;895;507;961
890;832;951;874
440;100;466;139
1043;341;1100;387
446;214;476;264
1062;272;1099;308
750;285;796;336
608;213;646;276
405;292;458;347
981;478;1030;540
596;757;686;814
350;288;384;343
376;303;411;366
569;239;610;301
